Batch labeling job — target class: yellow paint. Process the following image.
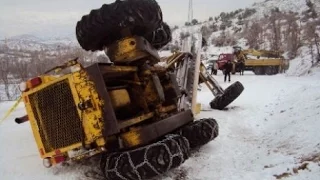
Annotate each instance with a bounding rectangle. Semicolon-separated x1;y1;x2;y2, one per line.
120;130;141;147
118;112;154;129
21;61;106;161
245;59;283;66
111;37;149;63
71;66;105;146
194;103;201;115
108;89;131;110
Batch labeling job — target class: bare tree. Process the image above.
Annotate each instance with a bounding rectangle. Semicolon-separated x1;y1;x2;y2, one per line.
201;25;212;41
304;21;320;64
13;60;30;81
285;12;301;58
269;9;283;51
245;21;263;49
0;55;12;100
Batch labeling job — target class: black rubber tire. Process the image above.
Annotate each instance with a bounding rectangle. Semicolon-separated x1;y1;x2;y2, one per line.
76;0;163;51
145;22;172;50
100;134;190;180
177;118;219;149
210;81;244;110
265;66;279;75
253;67;265;75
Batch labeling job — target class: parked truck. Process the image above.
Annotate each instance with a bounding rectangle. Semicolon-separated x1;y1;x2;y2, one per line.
217;46;289;75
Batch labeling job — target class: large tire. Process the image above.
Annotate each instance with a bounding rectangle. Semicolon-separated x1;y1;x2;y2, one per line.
177;118;219;149
76;0;163;51
210;81;244;110
145;22;172;50
100;134;190;180
265;66;279;75
253;67;265;75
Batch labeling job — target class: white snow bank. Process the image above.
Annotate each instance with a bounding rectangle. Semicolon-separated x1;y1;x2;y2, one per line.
286;46;319;77
158;50;172;57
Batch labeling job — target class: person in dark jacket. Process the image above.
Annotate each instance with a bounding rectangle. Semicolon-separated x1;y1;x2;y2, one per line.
223;60;233;82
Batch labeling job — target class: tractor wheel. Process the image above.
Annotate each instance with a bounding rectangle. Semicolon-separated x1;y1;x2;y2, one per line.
145;22;172;50
100;134;190;180
265;66;279;75
253;67;265;75
177;118;219;149
76;0;163;51
210;81;244;110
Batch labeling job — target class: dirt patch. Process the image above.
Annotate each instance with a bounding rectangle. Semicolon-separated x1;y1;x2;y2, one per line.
264;164;275;169
274;172;292;179
173;167;188;180
293;163;309;174
299;152;320;163
222;106;240;111
272;152;320;179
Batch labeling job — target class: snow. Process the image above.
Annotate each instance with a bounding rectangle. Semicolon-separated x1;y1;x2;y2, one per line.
158;50;173;57
252;0;308;19
286;46;318;76
1;69;320;180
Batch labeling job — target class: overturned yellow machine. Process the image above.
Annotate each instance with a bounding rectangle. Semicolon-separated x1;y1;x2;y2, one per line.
16;0;221;179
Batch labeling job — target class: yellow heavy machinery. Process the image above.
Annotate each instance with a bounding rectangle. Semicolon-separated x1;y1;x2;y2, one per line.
14;1;223;180
232;46;289;75
164;51;244;110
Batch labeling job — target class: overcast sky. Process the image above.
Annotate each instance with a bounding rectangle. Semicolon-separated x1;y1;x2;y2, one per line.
0;0;262;39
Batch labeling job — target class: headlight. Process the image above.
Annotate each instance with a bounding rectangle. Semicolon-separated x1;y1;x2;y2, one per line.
43;158;52;168
19;82;27;92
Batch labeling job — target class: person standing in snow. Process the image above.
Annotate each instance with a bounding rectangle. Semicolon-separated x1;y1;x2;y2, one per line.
211;61;218;75
223;60;233;82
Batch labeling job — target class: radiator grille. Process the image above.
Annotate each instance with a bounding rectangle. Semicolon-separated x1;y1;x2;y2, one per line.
29;79;83;152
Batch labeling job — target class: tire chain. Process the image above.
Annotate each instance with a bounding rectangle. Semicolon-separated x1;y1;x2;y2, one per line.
202;118;219;140
176;118;219;149
101;134;190;180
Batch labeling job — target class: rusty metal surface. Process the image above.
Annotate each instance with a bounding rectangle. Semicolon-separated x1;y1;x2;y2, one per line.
199;62;224;96
152;74;165;102
106;36;160;65
168;72;181;98
121;110;194;148
85;63;119;137
158;105;177;113
99;63;137;79
108;89;131;110
118;112;155;129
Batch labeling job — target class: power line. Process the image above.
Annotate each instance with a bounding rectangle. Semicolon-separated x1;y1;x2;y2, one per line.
188;0;193;22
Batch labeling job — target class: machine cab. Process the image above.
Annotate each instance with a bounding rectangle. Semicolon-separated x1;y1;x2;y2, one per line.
232;46;242;54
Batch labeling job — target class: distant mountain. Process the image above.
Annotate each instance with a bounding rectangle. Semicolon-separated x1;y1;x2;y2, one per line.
1;0;319;58
0;33;78;51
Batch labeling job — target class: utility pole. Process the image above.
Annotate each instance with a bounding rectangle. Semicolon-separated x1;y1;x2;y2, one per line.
188;0;193;23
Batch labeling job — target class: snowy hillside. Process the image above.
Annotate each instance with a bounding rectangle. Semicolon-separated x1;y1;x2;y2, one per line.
251;0;318;19
0;34;77;51
167;0;320;70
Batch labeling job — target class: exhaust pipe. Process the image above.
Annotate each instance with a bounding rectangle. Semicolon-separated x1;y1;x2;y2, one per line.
15;115;29;124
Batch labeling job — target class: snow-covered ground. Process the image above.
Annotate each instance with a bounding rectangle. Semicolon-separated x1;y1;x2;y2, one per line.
0;70;320;180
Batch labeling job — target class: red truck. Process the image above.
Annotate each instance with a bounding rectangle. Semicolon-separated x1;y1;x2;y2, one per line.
216;53;236;71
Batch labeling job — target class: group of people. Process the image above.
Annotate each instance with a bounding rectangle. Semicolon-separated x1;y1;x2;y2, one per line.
211;60;245;82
